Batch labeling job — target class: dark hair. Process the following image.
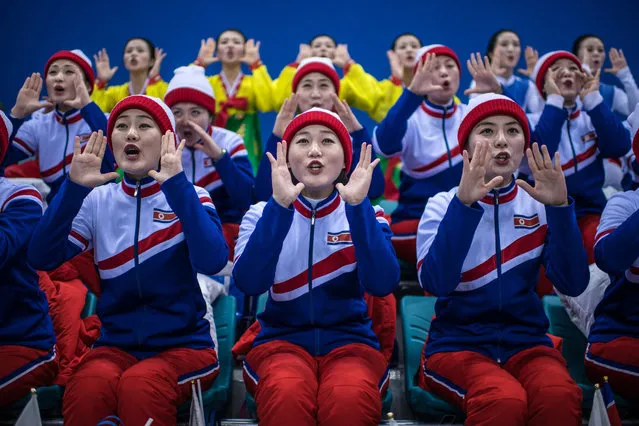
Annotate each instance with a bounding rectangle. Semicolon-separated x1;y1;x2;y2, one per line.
124;37;156;72
309;34;337;47
216;28;247;46
391;32;422;51
486;29;519;58
572;34;603;56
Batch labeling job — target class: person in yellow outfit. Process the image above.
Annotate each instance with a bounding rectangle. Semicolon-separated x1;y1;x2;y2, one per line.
90;37;168;112
194;30;276;172
272;36;383;116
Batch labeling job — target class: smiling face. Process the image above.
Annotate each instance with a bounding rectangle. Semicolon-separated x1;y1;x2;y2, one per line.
217;30;245;65
123;39;154;73
287;124;345;198
45;59;85;105
549;58;583;103
427;55;460;105
111;108;163;179
394;35;421;69
171;102;211;147
467;115;526;185
295;72;337;112
491;31;521;70
310;36;336;59
577;37;605;71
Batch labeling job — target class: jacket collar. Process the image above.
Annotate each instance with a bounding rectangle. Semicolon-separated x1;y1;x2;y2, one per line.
293;189;341;219
121;174;161;198
54;106;82;124
421;97;457;119
480;177;518;205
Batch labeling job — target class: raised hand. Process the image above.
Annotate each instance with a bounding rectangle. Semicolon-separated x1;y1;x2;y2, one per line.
273;94;298;138
408;53;443;96
63;74;92;110
197;38;218;67
149;47;167;78
336;143;380;205
490;49;509;77
94;48;118;84
580;68;600;99
386;50;403;79
456;140;504;206
296;44;312;63
188;121;224;160
242;39;261;65
69;130;119;187
332;94;362;133
518;46;539;77
543;68;561;96
516;143;567;206
333;44;352;68
604;48;628;75
464;53;502;95
266;141;305;208
148;131;185;184
11;73;53;119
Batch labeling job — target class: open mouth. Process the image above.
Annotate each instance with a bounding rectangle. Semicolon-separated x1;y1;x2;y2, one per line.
124;144;141;161
406;55;415;62
441;81;451;89
54;84;65;95
561;79;574;89
494;152;510;166
307;160;324;174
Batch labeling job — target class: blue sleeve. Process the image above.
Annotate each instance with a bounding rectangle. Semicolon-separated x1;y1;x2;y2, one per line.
0;144;30;170
27;179;88;270
587;102;632;159
374;88;422;156
594;208;639;275
233;199;294;296
346;198;399;296
253;133;280;202
0;199;41;270
8;116;25;140
80;102;116;174
542;198;589;297
532;104;567;155
215;152;254;211
161;172;228;275
419;196;484;296
350;127;385;200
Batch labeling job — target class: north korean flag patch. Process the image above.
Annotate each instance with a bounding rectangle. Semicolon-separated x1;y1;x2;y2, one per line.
203;157;214;168
327;231;352;245
581;131;597;143
153;208;178;223
513;214;540;229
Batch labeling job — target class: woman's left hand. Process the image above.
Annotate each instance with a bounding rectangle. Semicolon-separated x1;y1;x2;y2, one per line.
148;131;186;184
336;143;380;205
580;68;600;100
516;142;568;206
149;47;167;78
63;74;92;110
332;94;362;133
242;39;261;65
464;53;502;96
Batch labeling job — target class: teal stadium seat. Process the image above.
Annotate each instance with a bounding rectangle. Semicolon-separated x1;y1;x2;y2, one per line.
400;296;464;422
245;292;393;418
178;294;237;422
542;295;632;415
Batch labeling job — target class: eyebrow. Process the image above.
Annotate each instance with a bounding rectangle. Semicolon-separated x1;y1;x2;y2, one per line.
320;130;337;135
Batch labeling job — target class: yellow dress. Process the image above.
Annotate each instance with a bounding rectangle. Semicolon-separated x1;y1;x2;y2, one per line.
204;63;277;171
91;75;169;113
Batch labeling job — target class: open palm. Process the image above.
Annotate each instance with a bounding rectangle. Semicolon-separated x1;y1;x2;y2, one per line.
336;143;380;205
69;130;119;188
267;141;304;208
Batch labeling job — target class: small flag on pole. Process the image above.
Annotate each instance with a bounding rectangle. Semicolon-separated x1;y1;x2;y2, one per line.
189;379;206;426
588;378;622;426
14;389;42;426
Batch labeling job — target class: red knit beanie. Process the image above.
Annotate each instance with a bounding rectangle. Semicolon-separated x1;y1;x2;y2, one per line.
413;44;461;75
292;57;341;93
531;51;582;98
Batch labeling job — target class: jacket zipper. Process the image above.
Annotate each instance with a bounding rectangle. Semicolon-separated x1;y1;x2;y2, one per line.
62;116;70;176
493;191;503;363
191;150;196;182
308;209;318;355
133;181;144;345
441;106;453;167
566;119;578;173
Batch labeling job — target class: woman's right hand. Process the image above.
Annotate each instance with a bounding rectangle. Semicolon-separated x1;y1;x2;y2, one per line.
267;141;304;208
273;94;298;138
94;48;118;84
408;53;443;96
456;140;504;206
11;73;53;119
197;38;219;67
386;50;403;80
518;46;539;77
69;131;119;188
